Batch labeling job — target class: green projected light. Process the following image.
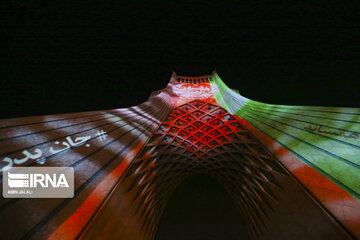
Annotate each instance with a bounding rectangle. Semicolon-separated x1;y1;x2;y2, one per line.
212;73;360;201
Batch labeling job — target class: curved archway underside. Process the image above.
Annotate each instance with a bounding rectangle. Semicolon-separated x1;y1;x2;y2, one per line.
0;72;358;240
82;100;351;240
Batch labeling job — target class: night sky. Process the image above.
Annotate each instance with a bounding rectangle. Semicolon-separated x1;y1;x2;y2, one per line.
2;1;359;119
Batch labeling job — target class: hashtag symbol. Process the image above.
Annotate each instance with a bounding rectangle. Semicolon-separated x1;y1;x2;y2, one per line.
95;130;107;141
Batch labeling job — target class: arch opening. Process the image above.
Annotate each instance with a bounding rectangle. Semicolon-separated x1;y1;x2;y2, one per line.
155;174;250;240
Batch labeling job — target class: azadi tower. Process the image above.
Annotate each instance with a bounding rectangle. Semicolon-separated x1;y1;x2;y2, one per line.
0;72;359;240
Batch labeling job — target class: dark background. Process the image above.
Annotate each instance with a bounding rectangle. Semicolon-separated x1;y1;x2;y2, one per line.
1;1;360;119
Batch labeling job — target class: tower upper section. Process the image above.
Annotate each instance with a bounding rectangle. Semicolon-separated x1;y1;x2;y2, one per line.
171;72;219;105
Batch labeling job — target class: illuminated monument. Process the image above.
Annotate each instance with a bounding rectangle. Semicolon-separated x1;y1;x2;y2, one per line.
0;72;359;239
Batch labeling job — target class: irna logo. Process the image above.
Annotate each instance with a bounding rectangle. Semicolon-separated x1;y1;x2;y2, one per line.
3;167;74;198
8;172;69;188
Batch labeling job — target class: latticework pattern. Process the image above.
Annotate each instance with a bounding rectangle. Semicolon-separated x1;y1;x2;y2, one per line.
119;100;293;239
